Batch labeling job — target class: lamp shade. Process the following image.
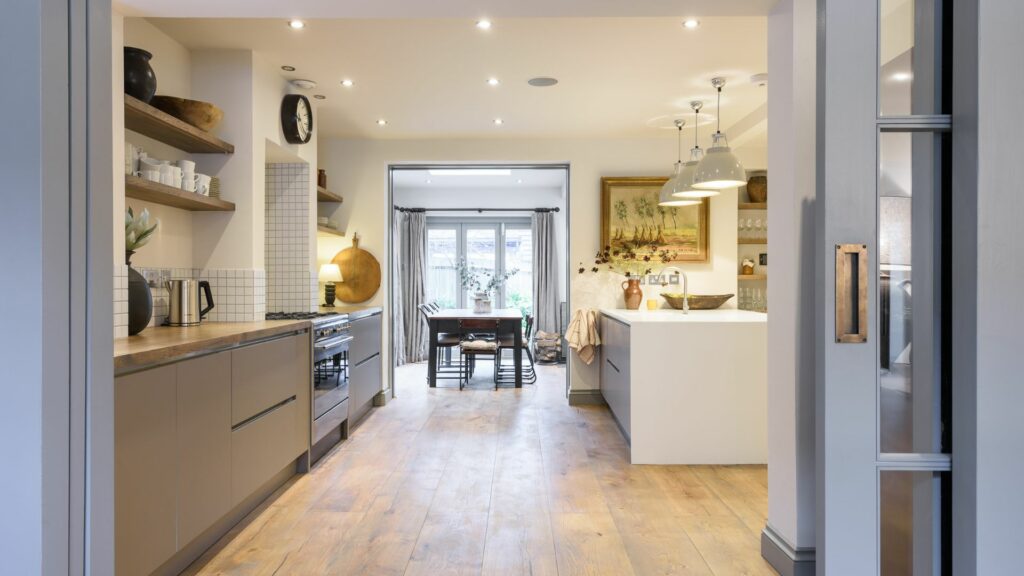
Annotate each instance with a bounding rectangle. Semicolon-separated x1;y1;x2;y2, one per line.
658;162;701;207
318;263;343;283
693;132;747;190
675;147;719;198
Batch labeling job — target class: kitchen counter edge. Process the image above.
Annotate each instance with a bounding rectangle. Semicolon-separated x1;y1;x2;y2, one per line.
601;308;768;325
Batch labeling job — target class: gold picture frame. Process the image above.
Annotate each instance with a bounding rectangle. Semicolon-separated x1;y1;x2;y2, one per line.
600;176;710;263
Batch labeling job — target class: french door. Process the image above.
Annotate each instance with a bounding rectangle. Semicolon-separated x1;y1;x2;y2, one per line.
819;1;952;574
425;218;533;315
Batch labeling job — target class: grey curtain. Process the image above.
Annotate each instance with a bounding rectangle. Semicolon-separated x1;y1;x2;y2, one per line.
532;211;559;334
395;210;428;365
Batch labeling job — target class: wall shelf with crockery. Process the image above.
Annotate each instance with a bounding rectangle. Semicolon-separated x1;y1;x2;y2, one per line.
125;174;235;212
316;226;345;238
316;186;344;203
124;95;234;154
738;202;767;210
737;274;768;281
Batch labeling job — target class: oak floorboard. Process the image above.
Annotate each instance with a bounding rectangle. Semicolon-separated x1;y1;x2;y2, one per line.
182;361;773;576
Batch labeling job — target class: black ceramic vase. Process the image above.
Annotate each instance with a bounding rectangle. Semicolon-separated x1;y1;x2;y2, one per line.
124;47;157;103
126;251;153;336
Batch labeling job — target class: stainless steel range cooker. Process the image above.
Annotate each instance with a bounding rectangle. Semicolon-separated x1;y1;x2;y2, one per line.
266;311;352;461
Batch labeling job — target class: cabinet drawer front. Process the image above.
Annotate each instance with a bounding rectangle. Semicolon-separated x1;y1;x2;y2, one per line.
350;353;382;412
231;397;300;506
349;314;382;365
231;333;308;426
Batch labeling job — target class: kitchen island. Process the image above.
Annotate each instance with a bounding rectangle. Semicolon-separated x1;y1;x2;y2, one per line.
600;308;767;465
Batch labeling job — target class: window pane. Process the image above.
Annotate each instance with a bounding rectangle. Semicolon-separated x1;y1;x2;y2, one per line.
427;228;458;308
880;470;946;576
878;132;948;454
504;227;533;318
465;228;496;303
879;0;947;116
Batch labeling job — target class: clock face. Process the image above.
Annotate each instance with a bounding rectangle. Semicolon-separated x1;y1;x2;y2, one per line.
281;94;313;144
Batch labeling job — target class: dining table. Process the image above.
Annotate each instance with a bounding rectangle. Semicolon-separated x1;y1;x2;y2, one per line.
426;308;524;388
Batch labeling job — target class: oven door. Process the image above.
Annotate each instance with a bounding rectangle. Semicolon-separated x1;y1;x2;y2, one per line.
313;334;351;422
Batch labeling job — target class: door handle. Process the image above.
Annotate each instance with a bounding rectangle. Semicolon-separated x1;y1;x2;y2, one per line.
835;244;868;343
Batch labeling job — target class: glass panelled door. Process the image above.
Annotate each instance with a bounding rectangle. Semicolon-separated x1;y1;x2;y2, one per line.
820;0;951;574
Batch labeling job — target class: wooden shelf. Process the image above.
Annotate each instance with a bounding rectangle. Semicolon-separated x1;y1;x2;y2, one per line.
125;175;236;212
739;202;767;210
124;95;234;154
738;238;767;245
317;226;345;238
738;274;768;281
316;186;344;202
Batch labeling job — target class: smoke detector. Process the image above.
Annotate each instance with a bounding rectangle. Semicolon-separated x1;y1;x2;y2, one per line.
290;79;317;90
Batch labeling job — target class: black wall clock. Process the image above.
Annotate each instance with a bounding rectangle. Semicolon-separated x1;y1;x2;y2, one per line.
281;94;313;144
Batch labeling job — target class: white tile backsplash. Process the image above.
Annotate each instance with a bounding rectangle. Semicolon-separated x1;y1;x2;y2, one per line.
114;265;128;338
265;163;316;313
133;267;265;325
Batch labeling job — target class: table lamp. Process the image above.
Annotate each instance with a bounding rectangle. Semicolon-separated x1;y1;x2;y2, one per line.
319;263;343;306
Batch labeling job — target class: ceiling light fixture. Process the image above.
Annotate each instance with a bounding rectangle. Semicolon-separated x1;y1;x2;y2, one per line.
313;94;326;100
376;119;387;126
683;19;700;29
659;119;702;207
493;118;504;126
693;77;748;190
528;77;558;87
487;77;500;86
428;169;511;177
341;79;354;87
476;19;492;30
891;72;912;82
288;20;305;30
290;79;317;90
676;100;718;198
517;179;523;184
281;65;296;72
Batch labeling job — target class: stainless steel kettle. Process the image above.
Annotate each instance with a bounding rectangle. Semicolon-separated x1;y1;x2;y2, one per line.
165;279;215;326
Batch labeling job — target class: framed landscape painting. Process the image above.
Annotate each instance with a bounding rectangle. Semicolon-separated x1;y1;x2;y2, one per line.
600;176;710;263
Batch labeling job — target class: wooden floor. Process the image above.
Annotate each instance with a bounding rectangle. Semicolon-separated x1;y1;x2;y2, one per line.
184;362;776;576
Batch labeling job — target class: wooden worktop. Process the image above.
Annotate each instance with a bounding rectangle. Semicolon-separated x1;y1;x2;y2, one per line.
114;320;310;373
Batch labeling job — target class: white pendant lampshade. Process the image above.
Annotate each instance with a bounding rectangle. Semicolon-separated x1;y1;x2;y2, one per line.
659;119;701;207
693;78;747;190
675;100;719;198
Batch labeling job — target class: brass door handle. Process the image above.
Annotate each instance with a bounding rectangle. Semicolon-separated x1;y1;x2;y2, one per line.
835;244;868;343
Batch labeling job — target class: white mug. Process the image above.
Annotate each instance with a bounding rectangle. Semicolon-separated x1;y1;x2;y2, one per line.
135;170;160;182
177;159;196;173
194;174;211;196
139;156;162;172
181;175;196;193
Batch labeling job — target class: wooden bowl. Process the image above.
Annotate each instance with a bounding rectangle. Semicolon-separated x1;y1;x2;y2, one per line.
661;293;734;310
150;95;223;132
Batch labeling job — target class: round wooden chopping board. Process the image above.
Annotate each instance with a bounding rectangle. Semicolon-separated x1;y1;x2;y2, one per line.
331;235;381;303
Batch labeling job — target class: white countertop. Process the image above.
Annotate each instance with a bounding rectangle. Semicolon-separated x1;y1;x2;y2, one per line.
601;308;767;325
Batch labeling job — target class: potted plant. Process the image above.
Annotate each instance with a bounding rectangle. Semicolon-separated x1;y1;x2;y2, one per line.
456;259;519;314
125;207;159;335
579;244;677;310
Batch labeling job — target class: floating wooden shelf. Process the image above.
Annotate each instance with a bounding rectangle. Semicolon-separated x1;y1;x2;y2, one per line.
125;175;236;212
739;202;767;210
738;238;768;245
317;186;344;202
317;226;345;238
738;274;768;281
124;95;235;154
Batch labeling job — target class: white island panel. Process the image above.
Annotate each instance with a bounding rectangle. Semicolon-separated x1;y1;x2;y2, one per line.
600;309;767;465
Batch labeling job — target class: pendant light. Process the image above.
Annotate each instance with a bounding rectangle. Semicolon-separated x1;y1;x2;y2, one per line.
693;77;747;190
675;100;718;198
659;119;701;207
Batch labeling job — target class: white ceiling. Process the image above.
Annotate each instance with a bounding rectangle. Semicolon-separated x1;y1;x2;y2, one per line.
116;0;778;19
392;168;566;190
147;17;768;142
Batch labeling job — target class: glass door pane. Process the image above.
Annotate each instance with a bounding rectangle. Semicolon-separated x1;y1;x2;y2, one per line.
880;470;946;576
504;227;533;318
879;0;947;116
426;228;458;308
465;227;497;304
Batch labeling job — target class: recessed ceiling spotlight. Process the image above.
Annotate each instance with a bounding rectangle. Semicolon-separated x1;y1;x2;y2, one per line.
891;72;912;82
683;19;700;29
313;94;326;100
290;79;317;90
476;19;492;30
376;119;388;126
288;19;305;30
750;73;769;87
493;118;504;126
281;65;296;72
487;77;500;86
341;79;354;87
528;77;558;87
426;179;432;184
517;179;523;184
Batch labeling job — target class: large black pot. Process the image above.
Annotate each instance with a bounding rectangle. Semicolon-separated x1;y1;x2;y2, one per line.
126;251;153;335
124;47;157;103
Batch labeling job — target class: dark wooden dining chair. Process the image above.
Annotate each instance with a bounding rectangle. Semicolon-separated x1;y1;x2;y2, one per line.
497;314;538;386
418;303;463;385
457;319;510;390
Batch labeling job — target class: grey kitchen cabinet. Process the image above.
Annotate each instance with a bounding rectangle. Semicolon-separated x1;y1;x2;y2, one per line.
349;310;382;365
176;351;232;546
230;397;301;505
349;311;383;422
230;332;308;426
115;364;178;576
350;352;382;418
600;314;631;441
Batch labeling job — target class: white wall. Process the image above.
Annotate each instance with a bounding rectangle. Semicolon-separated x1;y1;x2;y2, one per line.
319;138;761;391
765;0;817;558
